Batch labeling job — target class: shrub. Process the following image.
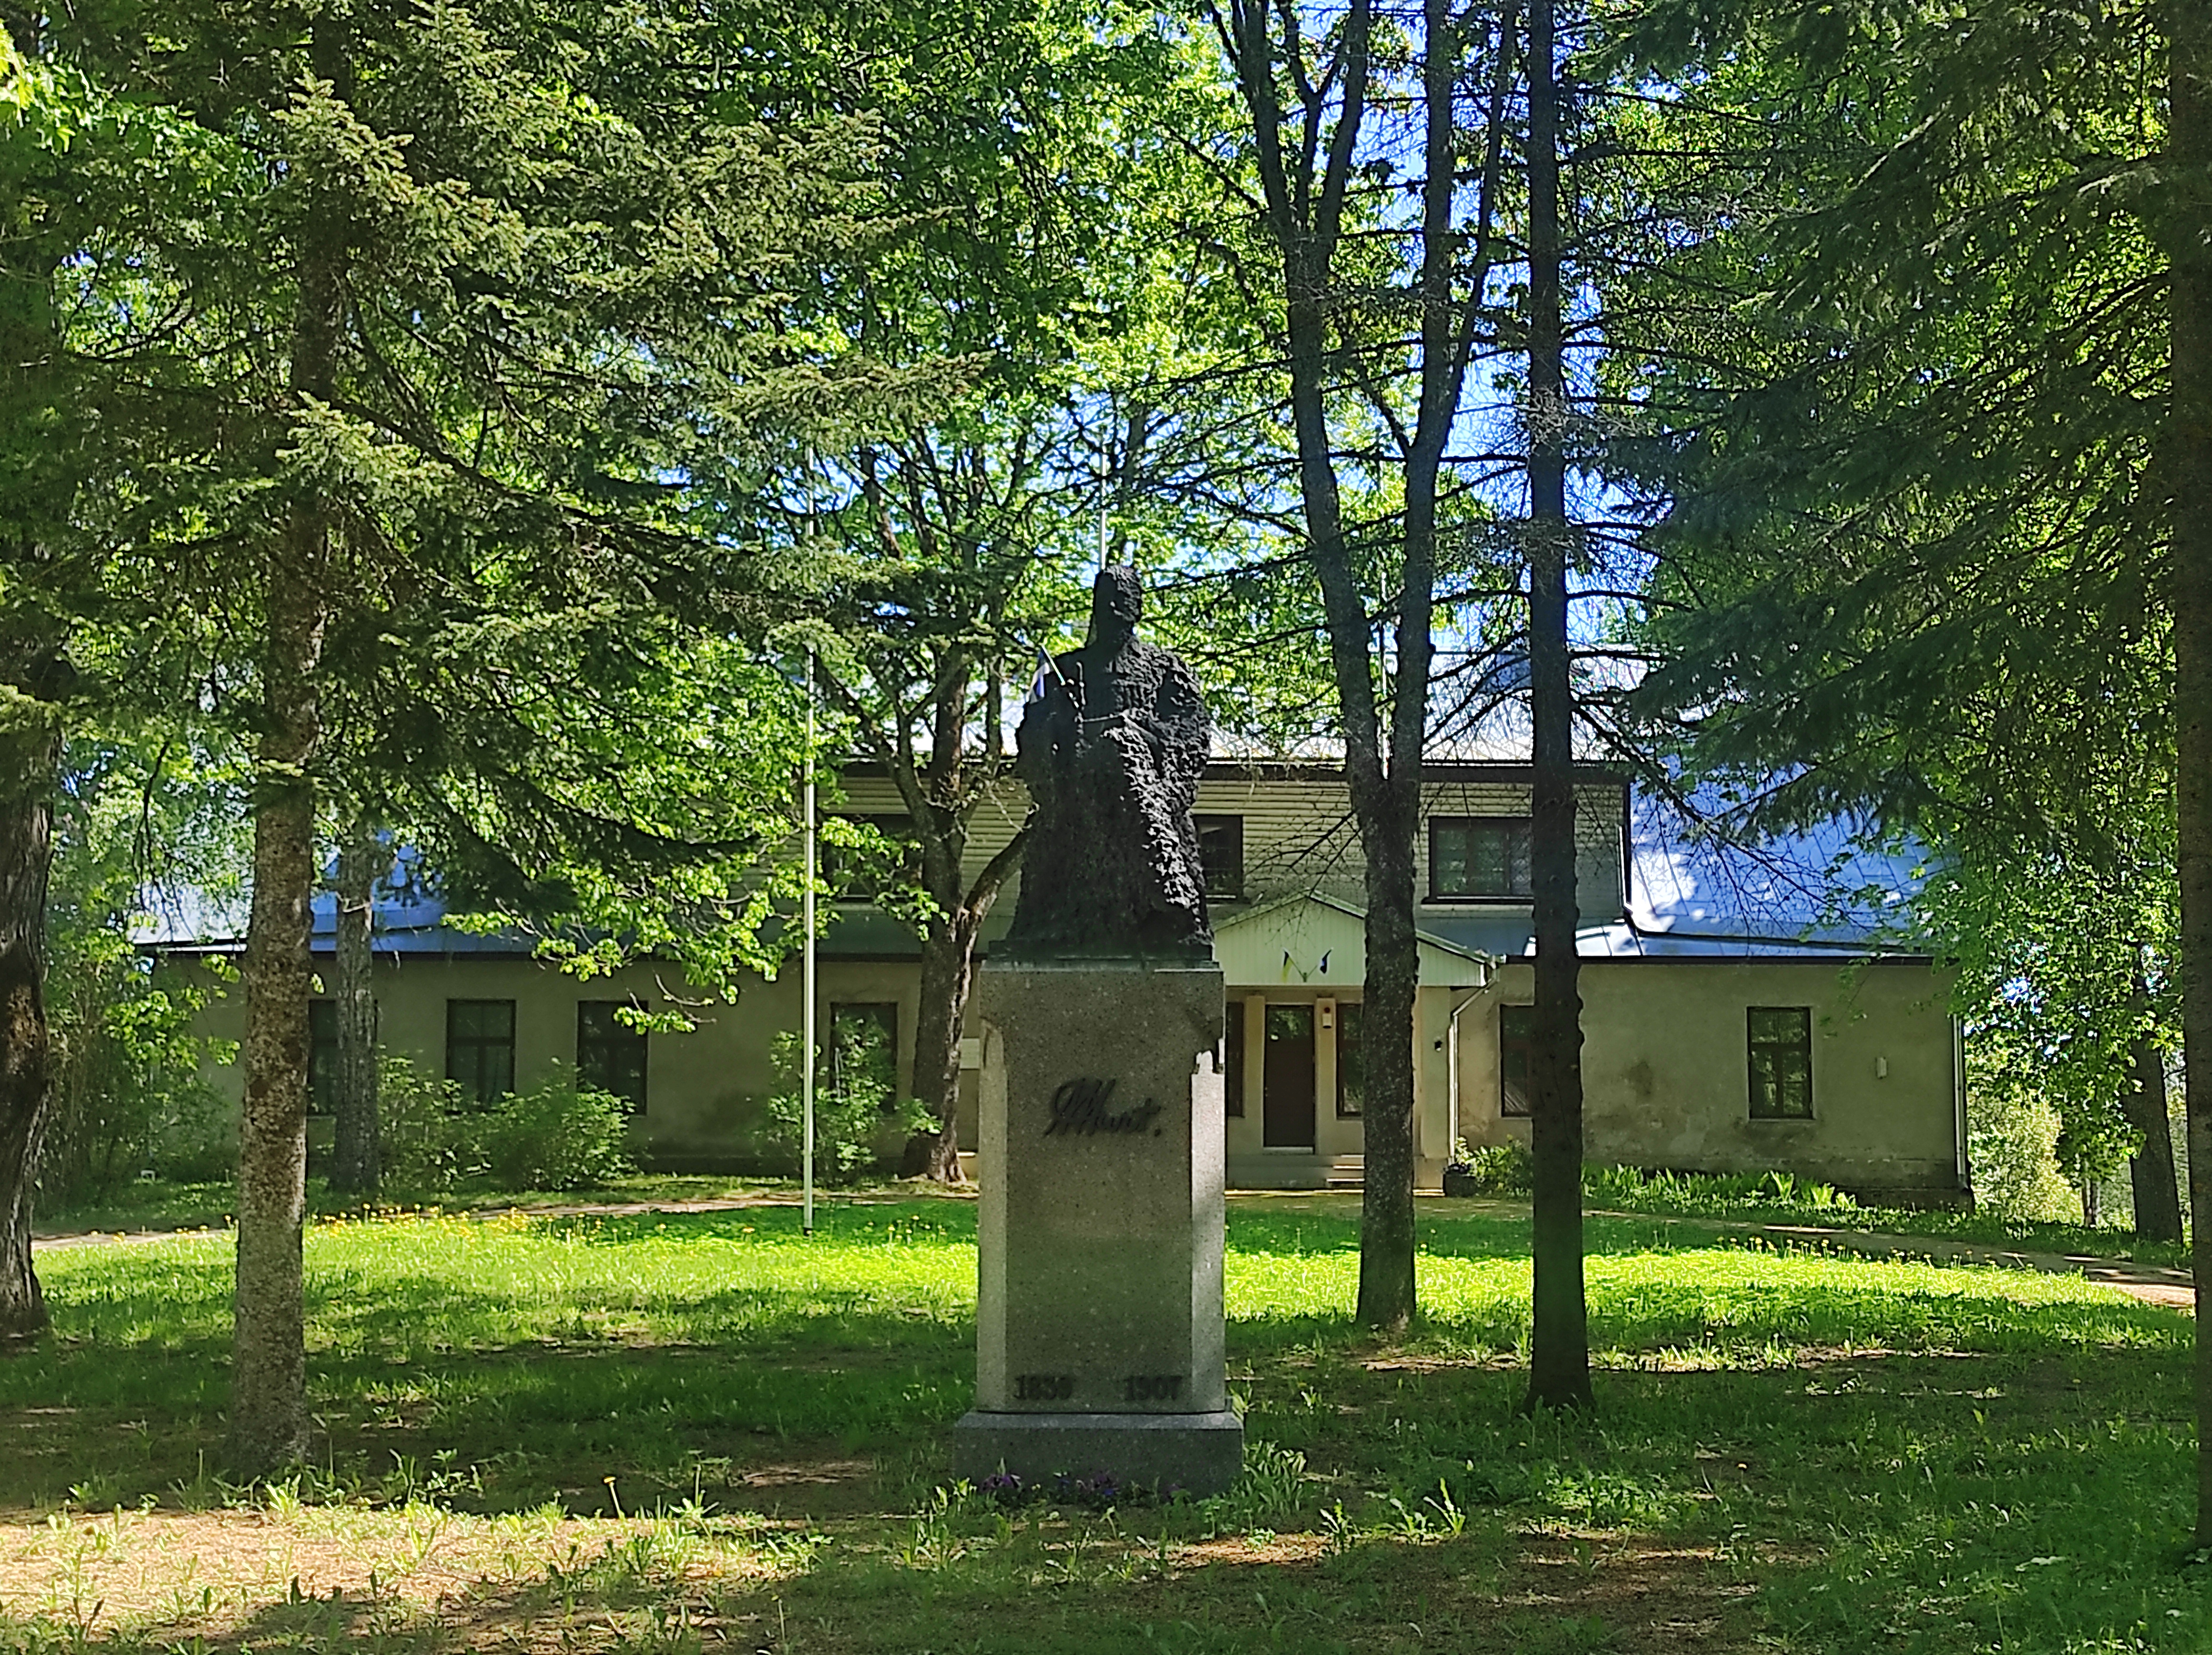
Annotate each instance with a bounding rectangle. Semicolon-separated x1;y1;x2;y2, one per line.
1579;1162;1860;1216
378;1059;636;1194
1456;1140;1532;1195
378;1054;472;1194
471;1074;636;1191
760;1030;933;1182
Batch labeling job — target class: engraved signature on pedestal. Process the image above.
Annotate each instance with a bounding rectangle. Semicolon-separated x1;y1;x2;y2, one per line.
1042;1077;1166;1138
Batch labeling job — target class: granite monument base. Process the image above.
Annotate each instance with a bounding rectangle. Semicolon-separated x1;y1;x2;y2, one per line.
954;960;1242;1496
952;1408;1245;1495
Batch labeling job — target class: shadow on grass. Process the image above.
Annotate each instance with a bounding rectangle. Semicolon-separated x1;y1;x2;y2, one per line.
2;1206;2202;1653
0;1340;2201;1653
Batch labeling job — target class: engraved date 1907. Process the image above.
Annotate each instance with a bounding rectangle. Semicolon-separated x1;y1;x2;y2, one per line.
1124;1374;1185;1402
1014;1373;1074;1401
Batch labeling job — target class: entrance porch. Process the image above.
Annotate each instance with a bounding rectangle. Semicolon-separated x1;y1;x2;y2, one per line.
1211;892;1495;1192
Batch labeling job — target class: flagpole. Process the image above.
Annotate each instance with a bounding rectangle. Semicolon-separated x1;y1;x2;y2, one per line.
802;645;816;1238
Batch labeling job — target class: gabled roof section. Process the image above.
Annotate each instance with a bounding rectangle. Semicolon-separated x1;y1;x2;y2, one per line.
1213;889;1494;988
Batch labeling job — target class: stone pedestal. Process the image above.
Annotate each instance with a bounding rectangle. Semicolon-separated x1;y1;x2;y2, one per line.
952;961;1243;1495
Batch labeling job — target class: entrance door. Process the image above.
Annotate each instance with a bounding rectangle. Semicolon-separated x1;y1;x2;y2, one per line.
1263;1003;1317;1148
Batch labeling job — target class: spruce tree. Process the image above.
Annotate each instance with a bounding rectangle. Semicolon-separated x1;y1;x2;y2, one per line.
1614;0;2212;1536
29;0;917;1474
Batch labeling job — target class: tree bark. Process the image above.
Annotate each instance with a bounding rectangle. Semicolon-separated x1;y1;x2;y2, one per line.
1218;0;1506;1332
0;631;62;1342
2123;969;2182;1243
1356;815;1420;1331
909;915;978;1180
905;817;1027;1182
2167;0;2212;1548
328;817;382;1197
868;647;1033;1184
233;15;343;1475
233;515;323;1476
1523;0;1593;1413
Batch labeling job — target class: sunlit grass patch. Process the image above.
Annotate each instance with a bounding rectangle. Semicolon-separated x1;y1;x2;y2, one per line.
0;1195;2199;1653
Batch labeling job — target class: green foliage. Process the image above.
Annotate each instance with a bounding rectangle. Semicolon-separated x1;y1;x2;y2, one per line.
39;738;244;1204
1206;1441;1315;1535
1607;0;2192;1252
1583;1163;1857;1216
375;1056;634;1195
759;1027;932;1183
1454;1140;1534;1195
470;1074;636;1194
374;1053;471;1195
1965;1068;2080;1226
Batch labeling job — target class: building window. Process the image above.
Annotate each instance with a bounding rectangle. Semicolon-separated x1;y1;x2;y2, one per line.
1336;1000;1364;1117
1224;998;1246;1117
1748;1006;1813;1119
447;999;516;1105
1430;817;1534;899
825;814;917;903
829;1002;900;1110
308;1001;339;1116
1197;815;1245;901
1499;1004;1533;1118
577;1001;649;1114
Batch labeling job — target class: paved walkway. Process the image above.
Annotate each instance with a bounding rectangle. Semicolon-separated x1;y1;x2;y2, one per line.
31;1193;2197;1311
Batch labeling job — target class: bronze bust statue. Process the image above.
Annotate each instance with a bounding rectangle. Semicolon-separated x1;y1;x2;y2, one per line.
1004;566;1212;960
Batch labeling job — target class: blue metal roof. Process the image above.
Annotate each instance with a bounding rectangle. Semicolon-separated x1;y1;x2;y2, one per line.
142;791;1933;965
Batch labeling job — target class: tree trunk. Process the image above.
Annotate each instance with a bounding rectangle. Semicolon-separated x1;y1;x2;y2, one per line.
2168;0;2212;1548
909;913;979;1182
328;817;382;1197
1347;0;1465;1338
2122;988;2182;1243
233;523;323;1476
1522;0;1593;1414
233;18;342;1473
1356;816;1419;1333
0;633;61;1342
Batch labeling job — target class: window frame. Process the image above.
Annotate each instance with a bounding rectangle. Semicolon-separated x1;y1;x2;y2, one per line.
1427;816;1536;902
446;998;517;1106
1195;814;1245;902
1746;1005;1814;1120
828;1001;901;1112
576;999;650;1115
1223;997;1246;1117
1498;1003;1533;1118
1334;999;1364;1118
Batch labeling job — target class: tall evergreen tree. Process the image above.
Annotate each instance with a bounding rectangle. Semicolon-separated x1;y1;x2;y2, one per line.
1612;0;2212;1534
30;0;919;1473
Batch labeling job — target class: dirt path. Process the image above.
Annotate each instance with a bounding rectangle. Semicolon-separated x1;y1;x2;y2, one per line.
1590;1209;2197;1311
28;1189;937;1253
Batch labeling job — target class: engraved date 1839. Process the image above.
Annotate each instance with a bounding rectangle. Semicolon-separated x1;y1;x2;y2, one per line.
1014;1373;1074;1401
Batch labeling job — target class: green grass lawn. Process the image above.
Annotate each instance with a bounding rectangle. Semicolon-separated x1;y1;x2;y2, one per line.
47;1170;2192;1271
31;1172;836;1238
0;1197;2198;1653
